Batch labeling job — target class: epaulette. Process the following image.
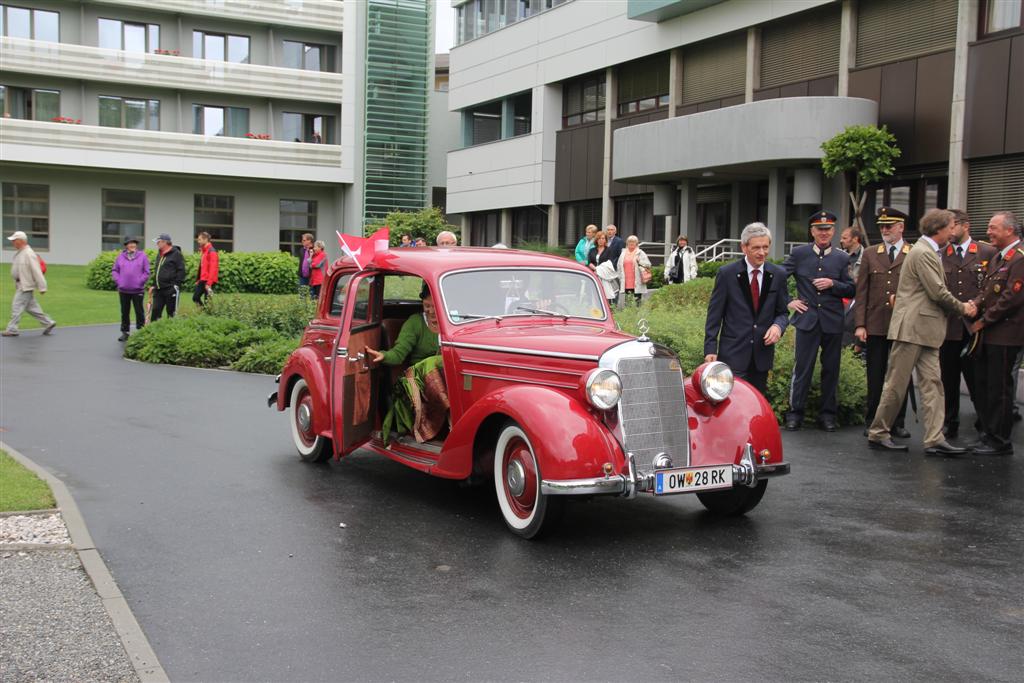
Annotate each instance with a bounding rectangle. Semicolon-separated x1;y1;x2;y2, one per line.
877;244;886;254
902;244;910;254
945;245;953;256
969;243;978;254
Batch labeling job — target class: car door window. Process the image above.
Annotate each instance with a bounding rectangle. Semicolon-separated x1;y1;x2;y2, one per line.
329;273;353;319
350;275;378;328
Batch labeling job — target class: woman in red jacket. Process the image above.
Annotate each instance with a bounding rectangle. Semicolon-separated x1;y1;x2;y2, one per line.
309;240;328;300
193;231;219;306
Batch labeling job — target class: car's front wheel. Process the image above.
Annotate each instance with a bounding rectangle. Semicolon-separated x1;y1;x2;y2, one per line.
697;480;767;515
493;422;563;539
290;378;331;463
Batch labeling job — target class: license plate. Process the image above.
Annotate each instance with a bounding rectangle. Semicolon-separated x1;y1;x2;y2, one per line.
654;465;732;495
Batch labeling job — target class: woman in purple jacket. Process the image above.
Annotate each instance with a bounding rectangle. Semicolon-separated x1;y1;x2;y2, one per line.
111;237;151;341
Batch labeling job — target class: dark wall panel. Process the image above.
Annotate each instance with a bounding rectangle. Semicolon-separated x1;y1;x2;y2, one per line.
848;66;881;102
965;38;1011;159
912;50;953;165
1006;36;1024;155
554;122;604;203
780;81;809;98
808;75;838;96
570;129;589;199
879;59;918;164
753;88;779;101
721;95;745;107
555;130;573;201
587;124;605;197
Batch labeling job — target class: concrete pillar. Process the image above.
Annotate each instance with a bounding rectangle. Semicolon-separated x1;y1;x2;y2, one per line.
838;0;857;96
460;214;470;246
601;66;617;226
679;179;698;242
947;0;977;211
732;181;758;236
767;167;788;260
745;27;761;102
501;97;515;139
662;215;675;262
547;203;559;247
822;173;848;232
668;48;682;117
730;183;743;237
500;208;512;247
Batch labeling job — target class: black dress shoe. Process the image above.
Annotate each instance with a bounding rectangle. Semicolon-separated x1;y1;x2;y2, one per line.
868;438;909;452
971;443;1013;456
818;418;837;432
785;419;801;431
924;440;967;456
892;426;911;439
118;332;129;342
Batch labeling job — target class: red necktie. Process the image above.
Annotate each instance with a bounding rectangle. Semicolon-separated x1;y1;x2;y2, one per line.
750;268;760;313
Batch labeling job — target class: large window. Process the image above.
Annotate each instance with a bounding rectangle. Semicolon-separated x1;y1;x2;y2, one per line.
99;96;159;130
981;0;1022;35
192;104;249;137
558;198;601;246
1;5;59;41
102;189;145;251
617;55;670;116
97;18;159;52
468;100;502;145
562;72;605;127
194;195;234;251
470;210;501;246
282;40;334;72
280;199;317;257
193;30;249;63
614;194;661;244
282;112;333;143
0;86;59;121
511;206;547;245
455;0;568;45
2;183;49;250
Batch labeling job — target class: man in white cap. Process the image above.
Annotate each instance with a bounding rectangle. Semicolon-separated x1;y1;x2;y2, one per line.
3;230;56;337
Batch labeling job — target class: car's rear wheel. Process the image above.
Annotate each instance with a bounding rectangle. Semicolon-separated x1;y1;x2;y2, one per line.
493;422;563;539
290;378;331;462
697;480;767;515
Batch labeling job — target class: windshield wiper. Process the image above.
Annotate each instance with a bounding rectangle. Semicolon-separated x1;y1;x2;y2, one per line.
515;305;570;320
452;312;503;321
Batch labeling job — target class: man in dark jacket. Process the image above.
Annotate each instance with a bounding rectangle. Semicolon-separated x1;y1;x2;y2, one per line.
605;224;625;268
150;233;186;321
783;211;855;431
704;222;790;395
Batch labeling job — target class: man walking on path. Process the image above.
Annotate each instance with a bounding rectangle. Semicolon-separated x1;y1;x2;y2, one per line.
703;222;790;395
868;209;975;456
193;231;219;307
967;211;1024;456
783;211;855;431
3;230;55;337
111;236;150;341
150;233;185;321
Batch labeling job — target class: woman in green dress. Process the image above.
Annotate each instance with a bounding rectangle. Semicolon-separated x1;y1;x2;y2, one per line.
367;286;448;443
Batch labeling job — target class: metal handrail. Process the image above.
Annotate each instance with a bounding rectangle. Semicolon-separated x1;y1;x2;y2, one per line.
694;238;742;262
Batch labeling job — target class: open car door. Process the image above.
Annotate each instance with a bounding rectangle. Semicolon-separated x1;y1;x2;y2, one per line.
331;272;381;457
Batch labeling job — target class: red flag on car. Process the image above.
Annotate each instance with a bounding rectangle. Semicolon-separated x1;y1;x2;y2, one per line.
336;226;390;271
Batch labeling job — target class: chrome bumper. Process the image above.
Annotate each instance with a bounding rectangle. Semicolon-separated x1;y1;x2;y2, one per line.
540;445;790;497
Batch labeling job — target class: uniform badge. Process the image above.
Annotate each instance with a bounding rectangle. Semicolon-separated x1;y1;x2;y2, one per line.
968;243;978;254
1014;280;1023;294
994;284;1001;293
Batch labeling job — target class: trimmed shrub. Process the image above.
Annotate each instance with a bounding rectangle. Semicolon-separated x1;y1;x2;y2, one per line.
202;293;316;336
86;249;298;294
124;316;280;368
697;260;728;278
231;336;301;374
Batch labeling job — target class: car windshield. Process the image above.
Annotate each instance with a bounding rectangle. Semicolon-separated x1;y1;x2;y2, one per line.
441;269;607;323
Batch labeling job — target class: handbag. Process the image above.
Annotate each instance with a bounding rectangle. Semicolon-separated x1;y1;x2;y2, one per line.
641;267;652;285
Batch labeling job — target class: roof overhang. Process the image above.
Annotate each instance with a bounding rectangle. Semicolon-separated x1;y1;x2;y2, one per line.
627;0;727;22
612;96;878;184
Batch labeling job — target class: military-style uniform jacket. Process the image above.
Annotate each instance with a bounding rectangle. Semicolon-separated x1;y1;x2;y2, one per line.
783;244;854;334
942;239;997;341
973;241;1024;346
853;241;910;337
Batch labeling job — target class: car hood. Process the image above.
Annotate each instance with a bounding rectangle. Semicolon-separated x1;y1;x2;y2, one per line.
448;322;635;360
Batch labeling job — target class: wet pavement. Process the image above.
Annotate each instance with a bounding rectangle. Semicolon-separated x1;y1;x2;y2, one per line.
1;324;1022;681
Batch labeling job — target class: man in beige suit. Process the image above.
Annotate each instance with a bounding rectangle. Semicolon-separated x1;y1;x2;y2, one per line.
868;209;977;455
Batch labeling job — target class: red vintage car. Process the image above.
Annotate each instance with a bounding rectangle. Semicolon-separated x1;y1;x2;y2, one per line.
270;247;790;538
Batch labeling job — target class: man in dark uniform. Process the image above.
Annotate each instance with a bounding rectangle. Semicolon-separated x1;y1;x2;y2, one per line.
784;211;855;431
940;209;996;438
854;207;912;438
968;211;1024;456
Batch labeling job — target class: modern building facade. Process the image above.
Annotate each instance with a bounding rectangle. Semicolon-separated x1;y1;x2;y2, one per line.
446;0;1024;258
1;0;435;264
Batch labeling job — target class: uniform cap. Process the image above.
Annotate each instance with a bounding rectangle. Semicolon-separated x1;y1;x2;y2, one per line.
808;211;837;228
876;207;909;225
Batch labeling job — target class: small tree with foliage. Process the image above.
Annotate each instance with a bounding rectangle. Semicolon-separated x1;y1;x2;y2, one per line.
821;125;901;229
364;207;459;247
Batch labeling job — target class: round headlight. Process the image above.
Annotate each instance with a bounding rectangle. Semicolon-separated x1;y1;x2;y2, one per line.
699;361;734;403
585;369;622;410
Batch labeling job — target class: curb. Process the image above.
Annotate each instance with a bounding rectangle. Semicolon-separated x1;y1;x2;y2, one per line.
2;441;169;683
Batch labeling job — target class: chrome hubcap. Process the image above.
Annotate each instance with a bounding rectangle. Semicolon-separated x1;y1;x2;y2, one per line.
506;460;526;497
298;404;312;432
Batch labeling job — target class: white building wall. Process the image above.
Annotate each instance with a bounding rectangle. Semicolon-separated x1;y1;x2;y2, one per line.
429;89;462;190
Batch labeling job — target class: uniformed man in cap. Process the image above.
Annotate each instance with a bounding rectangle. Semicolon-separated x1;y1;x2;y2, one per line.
784;210;855;431
854;207;913;437
967;211;1024;456
939;209;996;438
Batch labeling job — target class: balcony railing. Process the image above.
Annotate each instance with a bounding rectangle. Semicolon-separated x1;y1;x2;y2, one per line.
88;0;343;32
1;37;343;103
0;118;347;184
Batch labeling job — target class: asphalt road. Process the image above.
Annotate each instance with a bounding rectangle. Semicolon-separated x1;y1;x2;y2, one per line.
2;324;1022;681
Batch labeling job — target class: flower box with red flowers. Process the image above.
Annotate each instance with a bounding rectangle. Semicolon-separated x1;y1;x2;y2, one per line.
245;133;271;140
51;117;82;124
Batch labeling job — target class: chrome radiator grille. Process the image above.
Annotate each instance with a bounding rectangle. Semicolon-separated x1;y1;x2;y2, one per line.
614;354;689;473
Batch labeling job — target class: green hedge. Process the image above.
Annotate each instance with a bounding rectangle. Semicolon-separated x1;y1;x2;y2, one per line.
86;250;298;294
616;278;867;425
203;293;315;336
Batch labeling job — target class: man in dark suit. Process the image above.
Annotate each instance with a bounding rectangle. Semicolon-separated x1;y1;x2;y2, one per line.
605;224;625;268
704;222;791;395
940;209;996;438
783;211;855;431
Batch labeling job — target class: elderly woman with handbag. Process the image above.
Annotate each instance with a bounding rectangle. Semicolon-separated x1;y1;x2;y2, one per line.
617;235;652;306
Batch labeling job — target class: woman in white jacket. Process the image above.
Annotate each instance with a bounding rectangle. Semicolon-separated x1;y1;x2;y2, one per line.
616;235;652;306
664;235;698;284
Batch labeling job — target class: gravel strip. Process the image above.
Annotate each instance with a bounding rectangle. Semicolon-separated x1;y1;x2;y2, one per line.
0;513;71;545
0;549;139;682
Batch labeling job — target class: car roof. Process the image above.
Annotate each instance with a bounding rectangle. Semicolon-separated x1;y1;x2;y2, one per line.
331;246;587;279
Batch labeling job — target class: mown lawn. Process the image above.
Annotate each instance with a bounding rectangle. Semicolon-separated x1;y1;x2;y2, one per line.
0;451;56;512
